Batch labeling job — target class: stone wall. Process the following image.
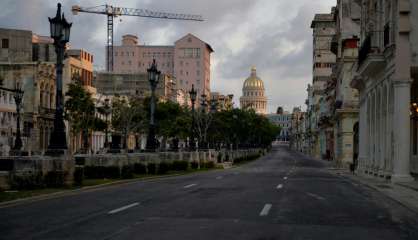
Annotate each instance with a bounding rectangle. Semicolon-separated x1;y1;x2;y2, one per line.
0;149;263;190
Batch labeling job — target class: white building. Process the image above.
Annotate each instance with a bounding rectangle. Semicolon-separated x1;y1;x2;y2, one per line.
351;0;418;182
332;0;361;168
267;112;291;141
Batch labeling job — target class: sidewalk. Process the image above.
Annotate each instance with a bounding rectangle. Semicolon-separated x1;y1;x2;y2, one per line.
338;170;418;214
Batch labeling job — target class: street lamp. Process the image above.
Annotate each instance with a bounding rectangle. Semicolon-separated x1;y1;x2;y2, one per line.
0;82;25;153
103;98;111;148
189;84;197;151
47;3;72;155
146;59;161;152
12;85;24;151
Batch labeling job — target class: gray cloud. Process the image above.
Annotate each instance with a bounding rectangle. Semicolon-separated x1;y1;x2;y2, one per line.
0;0;335;113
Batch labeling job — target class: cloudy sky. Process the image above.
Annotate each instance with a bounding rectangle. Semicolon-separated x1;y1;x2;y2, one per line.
1;0;335;113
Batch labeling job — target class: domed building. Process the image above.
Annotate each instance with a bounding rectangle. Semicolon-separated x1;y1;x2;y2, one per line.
240;66;267;114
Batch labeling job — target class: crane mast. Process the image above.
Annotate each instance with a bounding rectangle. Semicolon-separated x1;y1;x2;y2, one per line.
72;4;203;72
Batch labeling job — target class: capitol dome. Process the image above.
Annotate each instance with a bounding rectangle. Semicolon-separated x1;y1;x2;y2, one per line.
243;67;265;89
240;66;267;114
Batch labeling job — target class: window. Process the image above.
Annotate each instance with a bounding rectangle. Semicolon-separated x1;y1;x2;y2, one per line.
2;39;9;49
180;70;183;75
121;52;124;56
197;70;200;76
180;61;183;66
197;61;200;67
132;52;134;56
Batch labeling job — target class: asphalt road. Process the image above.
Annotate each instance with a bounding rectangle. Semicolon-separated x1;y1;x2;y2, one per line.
1;145;418;240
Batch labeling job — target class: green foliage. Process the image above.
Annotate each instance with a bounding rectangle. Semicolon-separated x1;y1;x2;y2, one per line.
147;163;157;174
190;161;199;169
202;161;215;169
158;162;171;174
111;96;144;148
9;173;44;190
44;171;66;188
133;163;147;174
172;161;189;171
73;167;84;186
121;165;134;179
84;166;120;179
233;154;260;165
65;80;103;150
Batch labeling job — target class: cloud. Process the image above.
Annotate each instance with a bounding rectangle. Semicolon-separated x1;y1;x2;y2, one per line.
0;0;336;113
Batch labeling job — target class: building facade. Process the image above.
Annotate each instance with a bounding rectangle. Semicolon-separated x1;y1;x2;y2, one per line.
94;72;176;102
310;9;337;160
267;111;292;142
351;0;418;182
240;67;267;114
112;33;213;98
332;0;361;168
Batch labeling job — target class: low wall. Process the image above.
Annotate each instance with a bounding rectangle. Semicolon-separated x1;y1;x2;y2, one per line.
0;149;264;190
75;148;263;167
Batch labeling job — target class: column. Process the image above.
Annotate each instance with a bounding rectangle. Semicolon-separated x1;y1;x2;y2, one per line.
392;79;414;182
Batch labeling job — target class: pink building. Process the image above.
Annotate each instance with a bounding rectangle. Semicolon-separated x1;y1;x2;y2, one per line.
112;33;213;98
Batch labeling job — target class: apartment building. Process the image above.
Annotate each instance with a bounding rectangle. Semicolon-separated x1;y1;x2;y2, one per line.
112;33;213;100
351;0;418;182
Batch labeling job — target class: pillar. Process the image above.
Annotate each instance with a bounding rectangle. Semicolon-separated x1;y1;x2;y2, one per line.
357;93;368;174
391;79;414;182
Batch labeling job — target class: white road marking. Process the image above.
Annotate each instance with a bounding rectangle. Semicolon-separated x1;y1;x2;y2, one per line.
216;176;223;179
108;202;139;215
259;204;272;216
277;184;283;189
183;183;197;189
307;192;325;201
283;176;288;180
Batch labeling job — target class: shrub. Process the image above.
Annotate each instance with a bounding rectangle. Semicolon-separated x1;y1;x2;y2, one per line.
147;163;157;174
73;167;84;186
158;162;171;174
217;153;222;163
172;161;188;171
83;166;120;179
225;154;230;162
84;166;104;179
44;171;66;188
133;163;147;175
9;172;44;190
104;166;121;179
121;165;134;179
190;161;199;169
202;161;215;169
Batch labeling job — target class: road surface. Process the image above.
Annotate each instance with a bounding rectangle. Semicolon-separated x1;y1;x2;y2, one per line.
1;146;417;239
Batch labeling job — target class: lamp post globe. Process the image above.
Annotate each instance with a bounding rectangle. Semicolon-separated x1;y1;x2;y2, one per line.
146;59;161;152
47;3;72;155
189;84;197;151
12;86;24;151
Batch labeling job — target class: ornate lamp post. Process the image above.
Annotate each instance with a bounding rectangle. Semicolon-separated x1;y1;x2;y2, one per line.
0;82;25;153
189;84;197;151
103;98;111;148
47;3;72;154
12;85;24;151
146;59;161;152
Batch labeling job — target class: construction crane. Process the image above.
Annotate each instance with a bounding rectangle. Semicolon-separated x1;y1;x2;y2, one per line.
72;4;203;72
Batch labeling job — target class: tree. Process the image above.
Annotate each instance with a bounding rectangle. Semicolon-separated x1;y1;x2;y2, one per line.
65;80;104;153
111;96;144;149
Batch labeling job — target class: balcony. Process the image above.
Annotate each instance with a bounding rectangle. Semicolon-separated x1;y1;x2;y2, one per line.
38;106;55;118
357;35;385;77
